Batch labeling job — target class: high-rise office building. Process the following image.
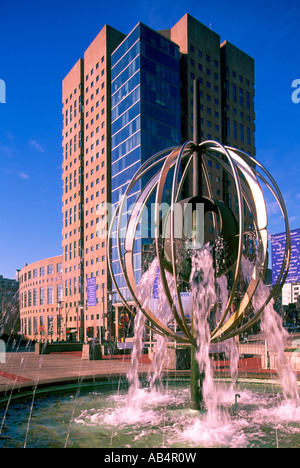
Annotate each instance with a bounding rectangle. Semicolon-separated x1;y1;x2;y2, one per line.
61;13;255;341
111;22;181;301
161;15;255;152
62;26;125;340
162;14;255;213
161;14;223;144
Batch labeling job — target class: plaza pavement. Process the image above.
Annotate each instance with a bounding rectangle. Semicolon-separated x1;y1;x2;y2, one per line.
0;350;299;399
0;351;152;397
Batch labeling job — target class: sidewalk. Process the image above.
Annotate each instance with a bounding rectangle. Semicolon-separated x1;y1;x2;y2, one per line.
0;351;299;399
213;356;300;380
0;351;151;397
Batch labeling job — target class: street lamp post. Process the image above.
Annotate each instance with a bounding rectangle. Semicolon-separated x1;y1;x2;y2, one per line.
98;288;117;344
106;290;117;341
65;306;77;342
83;301;87;344
57;300;64;342
75;305;84;342
99;283;104;346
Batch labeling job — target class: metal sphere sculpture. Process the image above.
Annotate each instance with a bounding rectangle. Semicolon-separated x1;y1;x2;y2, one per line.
108;140;291;346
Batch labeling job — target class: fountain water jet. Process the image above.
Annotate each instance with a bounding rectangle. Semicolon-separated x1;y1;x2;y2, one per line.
108;75;297;413
191;246;217;413
108;132;297;412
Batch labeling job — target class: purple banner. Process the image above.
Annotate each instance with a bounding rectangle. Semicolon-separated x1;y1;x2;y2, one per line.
271;228;300;285
87;277;97;307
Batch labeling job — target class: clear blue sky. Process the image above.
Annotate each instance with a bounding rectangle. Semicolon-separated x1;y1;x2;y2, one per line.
0;0;300;279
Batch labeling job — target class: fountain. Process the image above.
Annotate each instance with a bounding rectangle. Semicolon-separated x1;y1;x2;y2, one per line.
101;129;299;446
107;128;298;408
0;91;299;450
102;83;300;450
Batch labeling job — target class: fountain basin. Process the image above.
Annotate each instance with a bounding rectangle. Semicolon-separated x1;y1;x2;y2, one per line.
0;379;299;448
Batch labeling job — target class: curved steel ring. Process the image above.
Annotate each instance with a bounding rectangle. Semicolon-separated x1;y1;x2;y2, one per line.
107;140;291;344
